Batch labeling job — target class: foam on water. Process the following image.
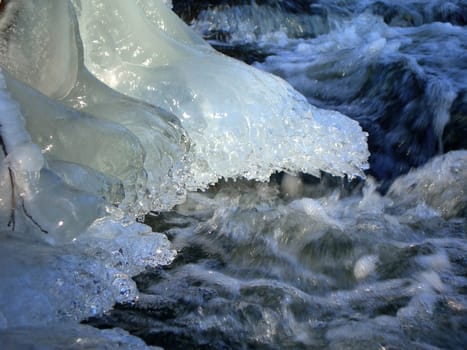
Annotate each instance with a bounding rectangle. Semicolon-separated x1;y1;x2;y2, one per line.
191;3;330;44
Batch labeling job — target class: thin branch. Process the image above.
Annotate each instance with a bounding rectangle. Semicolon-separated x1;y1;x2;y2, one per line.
0;124;16;231
1;124;47;234
21;200;48;234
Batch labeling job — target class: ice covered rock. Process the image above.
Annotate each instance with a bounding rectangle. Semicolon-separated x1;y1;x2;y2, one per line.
1;0;369;212
73;0;369;189
0;217;175;327
0;231;136;326
0;323;161;350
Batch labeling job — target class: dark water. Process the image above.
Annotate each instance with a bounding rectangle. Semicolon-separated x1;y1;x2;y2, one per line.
85;1;467;349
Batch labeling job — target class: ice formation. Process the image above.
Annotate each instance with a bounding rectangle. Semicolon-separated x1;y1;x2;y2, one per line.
0;324;162;350
0;0;190;216
0;0;369;347
72;0;369;188
0;64;176;347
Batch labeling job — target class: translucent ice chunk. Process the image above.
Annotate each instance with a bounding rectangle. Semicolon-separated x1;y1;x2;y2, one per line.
0;72;106;239
0;0;79;99
20;168;107;241
73;0;369;188
4;74;147;213
47;159;124;206
5;143;43;173
0;0;191;214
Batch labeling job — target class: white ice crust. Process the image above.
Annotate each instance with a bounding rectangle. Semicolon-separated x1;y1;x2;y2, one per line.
72;0;369;188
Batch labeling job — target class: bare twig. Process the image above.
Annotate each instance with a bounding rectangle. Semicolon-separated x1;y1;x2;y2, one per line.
1;124;48;233
21;200;48;234
0;124;16;231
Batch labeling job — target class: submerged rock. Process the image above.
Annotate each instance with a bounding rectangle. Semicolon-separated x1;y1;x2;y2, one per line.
388;150;467;219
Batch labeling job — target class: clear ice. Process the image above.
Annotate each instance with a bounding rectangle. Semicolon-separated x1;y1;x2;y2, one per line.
72;0;369;188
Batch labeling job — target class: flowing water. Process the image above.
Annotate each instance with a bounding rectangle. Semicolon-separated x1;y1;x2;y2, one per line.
84;1;467;349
